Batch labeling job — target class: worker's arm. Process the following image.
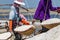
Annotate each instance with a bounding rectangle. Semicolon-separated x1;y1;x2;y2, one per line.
9;20;13;32
21;19;30;25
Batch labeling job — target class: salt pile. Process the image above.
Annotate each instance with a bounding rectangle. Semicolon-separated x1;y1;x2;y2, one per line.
26;33;47;40
0;20;9;26
0;23;6;26
32;22;42;34
46;25;60;40
41;18;60;25
33;22;42;29
26;25;60;40
0;32;11;40
14;25;34;32
0;20;9;22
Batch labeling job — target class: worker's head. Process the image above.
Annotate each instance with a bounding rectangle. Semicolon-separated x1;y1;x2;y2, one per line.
14;3;20;8
14;0;25;7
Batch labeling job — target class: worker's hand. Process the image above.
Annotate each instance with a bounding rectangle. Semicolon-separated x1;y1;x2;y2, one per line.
57;7;60;13
32;19;36;24
19;22;23;26
57;9;60;13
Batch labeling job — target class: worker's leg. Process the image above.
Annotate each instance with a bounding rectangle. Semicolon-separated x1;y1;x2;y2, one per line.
12;20;22;40
40;20;49;33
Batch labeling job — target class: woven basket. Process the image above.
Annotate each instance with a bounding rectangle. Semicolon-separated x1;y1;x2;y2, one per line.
42;23;60;29
17;27;35;36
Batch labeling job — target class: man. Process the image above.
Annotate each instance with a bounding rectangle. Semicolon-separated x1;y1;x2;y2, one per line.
32;0;60;33
9;0;29;40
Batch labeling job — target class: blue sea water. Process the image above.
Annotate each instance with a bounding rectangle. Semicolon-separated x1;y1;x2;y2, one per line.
0;0;60;8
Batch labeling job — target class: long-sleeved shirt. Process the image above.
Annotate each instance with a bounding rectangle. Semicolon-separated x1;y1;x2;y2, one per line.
9;6;18;20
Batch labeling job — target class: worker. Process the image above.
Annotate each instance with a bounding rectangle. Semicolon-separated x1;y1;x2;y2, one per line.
32;0;60;33
9;0;29;40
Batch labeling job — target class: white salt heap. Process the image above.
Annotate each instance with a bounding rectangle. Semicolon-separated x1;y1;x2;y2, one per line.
26;33;47;40
41;18;60;25
26;25;60;40
14;25;35;32
33;22;42;30
0;32;11;40
46;25;60;40
0;20;9;26
32;22;42;34
0;23;6;26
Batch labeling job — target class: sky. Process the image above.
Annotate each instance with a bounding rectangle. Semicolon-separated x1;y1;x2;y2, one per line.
0;0;60;8
52;0;60;7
